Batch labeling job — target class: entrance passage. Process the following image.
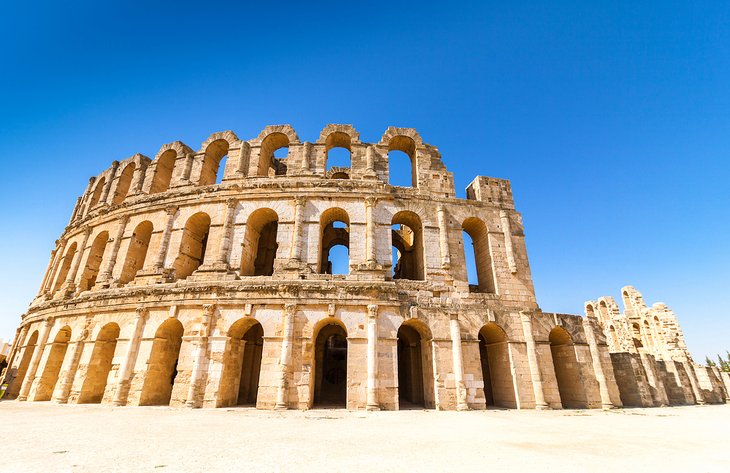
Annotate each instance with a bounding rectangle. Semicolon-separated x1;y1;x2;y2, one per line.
549;327;587;409
218;319;265;407
78;323;120;404
35;326;72;401
139;319;184;406
478;323;516;408
397;324;425;407
237;323;263;405
314;324;348;407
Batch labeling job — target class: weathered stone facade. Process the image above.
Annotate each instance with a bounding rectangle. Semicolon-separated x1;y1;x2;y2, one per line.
1;124;726;410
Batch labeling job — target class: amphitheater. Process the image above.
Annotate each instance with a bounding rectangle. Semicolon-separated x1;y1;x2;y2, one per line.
1;124;728;411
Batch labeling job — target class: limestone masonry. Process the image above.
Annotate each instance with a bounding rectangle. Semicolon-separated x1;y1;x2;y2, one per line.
1;124;728;409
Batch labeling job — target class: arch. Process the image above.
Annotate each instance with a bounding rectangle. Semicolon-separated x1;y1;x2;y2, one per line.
397;319;433;408
549;326;587;408
89;177;106;208
387;135;417;187
598;300;610;321
199;139;229;186
77;322;120;404
79;231;110;291
112;163;135;205
643;320;655;350
313;320;348;407
218;318;264;407
139;318;184;406
478;323;516;408
462;217;495;293
5;330;39;399
392;211;424;280
608;325;620;349
173;212;211;280
150;150;177;194
52;242;78;293
257;132;290;177
319;208;350;275
119;221;154;284
585;304;596;318
240;209;279;276
631;323;643;349
324;131;352;176
34;326;72;401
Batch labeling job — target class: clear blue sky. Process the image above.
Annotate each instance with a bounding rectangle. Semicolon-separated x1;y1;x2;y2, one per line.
1;1;728;361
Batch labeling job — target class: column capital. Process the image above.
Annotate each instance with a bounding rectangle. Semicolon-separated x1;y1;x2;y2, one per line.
367;304;378;319
79;225;92;237
294;196;305;207
284;303;297;316
111;160;120;168
165;205;179;216
43;317;54;328
203;303;217;316
365;196;378;208
226;198;237;209
519;310;533;323
135;306;149;318
88;176;97;185
449;312;460;322
499;209;509;218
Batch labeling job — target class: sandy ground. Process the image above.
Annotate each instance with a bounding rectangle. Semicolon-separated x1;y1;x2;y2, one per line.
1;402;728;473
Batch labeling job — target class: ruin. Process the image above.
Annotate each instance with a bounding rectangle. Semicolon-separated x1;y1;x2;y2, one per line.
1;124;728;409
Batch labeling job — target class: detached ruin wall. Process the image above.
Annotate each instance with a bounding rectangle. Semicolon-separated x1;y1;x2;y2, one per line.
1;124;727;410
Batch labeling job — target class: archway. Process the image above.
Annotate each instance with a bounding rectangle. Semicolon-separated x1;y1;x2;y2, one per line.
139;318;184;406
397;322;431;407
462;218;495;293
199;139;229;186
34;326;72;401
258;133;289;177
387;135;417;187
643;320;655;351
150;150;176;194
240;209;279;276
219;318;264;407
79;231;110;291
549;327;587;408
89;177;106;208
173;212;211;279
313;322;348;407
325;131;351;178
112;163;135;205
52;243;77;293
391;211;424;280
78;323;120;403
119;221;153;284
319;208;350;275
478;323;516;408
5;331;38;399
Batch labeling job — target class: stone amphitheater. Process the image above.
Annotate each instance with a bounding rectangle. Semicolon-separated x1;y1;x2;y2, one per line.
1;124;728;410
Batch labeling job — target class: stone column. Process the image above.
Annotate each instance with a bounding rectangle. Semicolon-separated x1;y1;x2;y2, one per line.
152;206;178;271
54;321;90;403
182;153;195;183
43;239;67;295
437;205;451;269
215;199;237;267
112;307;148;406
365;197;377;264
186;304;215;408
130;162;146;195
237;142;251;176
99;161;120;205
366;304;380;410
81;177;96;216
582;317;614;409
18;318;54;401
300;142;311;172
62;227;92;294
37;246;59;296
365;146;376;176
275;303;296;410
519;311;548;410
450;314;469;410
97;216;129;285
289;198;305;262
500;210;517;273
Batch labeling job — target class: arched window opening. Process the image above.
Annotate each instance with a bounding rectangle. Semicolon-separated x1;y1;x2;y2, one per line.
479;323;515;408
199;140;229;186
139;318;184;406
79;232;110;291
608;325;620;350
119;221;153;284
150;150;176;194
643;320;655;351
325;132;352;178
599;300;609;321
397;323;432;408
258;133;290;177
631;323;643;349
52;243;78;293
173;213;211;280
319;208;350;275
462;218;495;293
391;211;424;281
5;331;38;399
89;177;106;208
218;318;264;407
77;323;120;404
241;209;279;276
34;326;72;401
387;136;417;187
549;327;587;409
313;322;348;407
585;304;595;318
112;163;135;205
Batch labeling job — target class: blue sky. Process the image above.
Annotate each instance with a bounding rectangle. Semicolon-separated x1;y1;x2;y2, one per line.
1;1;728;361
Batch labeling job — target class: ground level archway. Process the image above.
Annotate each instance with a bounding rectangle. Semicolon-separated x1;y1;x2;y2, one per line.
549;326;587;408
478;323;516;408
313;322;348;407
78;323;120;404
219;318;264;407
139;318;184;406
397;322;433;408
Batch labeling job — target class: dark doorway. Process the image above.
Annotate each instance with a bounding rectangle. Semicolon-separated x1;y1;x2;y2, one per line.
397;324;425;407
314;324;347;407
237;323;264;405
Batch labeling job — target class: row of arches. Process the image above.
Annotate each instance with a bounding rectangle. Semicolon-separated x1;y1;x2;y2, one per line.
8;317;591;410
49;205;497;293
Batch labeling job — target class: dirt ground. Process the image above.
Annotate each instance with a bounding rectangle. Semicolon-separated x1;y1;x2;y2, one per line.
1;401;728;473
